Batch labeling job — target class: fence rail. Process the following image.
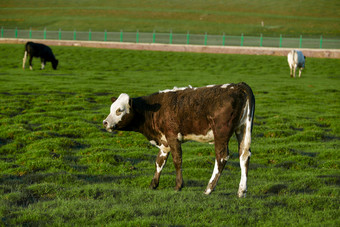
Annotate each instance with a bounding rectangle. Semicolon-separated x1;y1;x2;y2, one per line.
1;28;339;49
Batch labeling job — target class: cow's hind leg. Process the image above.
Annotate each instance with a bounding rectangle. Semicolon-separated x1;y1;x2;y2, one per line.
150;149;170;190
204;141;230;195
29;56;33;70
236;120;252;198
293;65;297;78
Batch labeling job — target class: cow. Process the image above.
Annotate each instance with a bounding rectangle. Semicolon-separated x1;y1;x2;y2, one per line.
287;50;305;78
103;82;255;197
22;42;58;70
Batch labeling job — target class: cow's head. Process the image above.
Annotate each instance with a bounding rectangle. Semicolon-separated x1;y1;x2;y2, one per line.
103;93;133;132
52;59;59;70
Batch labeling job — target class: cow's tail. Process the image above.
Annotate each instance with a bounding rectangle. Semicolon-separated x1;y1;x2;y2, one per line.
239;82;255;132
23;43;30;69
23;50;27;69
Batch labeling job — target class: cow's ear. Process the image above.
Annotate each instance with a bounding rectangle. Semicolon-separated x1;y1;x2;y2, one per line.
111;97;118;103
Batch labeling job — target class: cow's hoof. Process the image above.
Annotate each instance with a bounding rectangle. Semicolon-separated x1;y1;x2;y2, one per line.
149;180;158;190
174;186;182;192
204;188;212;195
237;190;247;198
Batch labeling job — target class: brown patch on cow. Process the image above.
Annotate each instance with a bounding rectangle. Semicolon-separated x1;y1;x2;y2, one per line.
116;109;122;116
111;97;118;103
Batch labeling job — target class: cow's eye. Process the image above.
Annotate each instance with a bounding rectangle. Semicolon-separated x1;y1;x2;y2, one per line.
116;108;123;116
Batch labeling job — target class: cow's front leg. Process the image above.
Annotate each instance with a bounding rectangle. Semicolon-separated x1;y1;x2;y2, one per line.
170;141;183;191
41;58;46;70
150;149;169;189
298;68;302;77
204;142;229;195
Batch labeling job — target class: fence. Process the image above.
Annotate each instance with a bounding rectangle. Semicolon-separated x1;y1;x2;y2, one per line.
1;27;339;49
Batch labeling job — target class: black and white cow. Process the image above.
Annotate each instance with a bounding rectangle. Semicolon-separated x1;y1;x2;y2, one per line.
103;82;255;197
287;50;305;78
23;42;58;70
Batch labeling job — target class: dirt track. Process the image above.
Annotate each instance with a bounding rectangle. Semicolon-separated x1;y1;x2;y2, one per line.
1;38;340;58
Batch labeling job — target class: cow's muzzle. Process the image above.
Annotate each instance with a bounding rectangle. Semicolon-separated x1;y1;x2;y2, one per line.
103;120;114;132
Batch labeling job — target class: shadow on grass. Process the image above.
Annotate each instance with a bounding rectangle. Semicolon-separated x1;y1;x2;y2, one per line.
0;171;138;207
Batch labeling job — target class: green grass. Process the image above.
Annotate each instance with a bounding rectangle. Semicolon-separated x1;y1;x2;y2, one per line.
0;43;339;226
1;0;340;37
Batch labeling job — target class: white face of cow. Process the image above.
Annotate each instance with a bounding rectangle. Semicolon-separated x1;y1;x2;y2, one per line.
103;93;131;132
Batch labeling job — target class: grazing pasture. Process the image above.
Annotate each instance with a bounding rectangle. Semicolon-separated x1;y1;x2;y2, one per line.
1;0;340;37
0;44;339;226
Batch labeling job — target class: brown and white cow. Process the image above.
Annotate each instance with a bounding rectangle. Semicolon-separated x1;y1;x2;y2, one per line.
103;82;255;197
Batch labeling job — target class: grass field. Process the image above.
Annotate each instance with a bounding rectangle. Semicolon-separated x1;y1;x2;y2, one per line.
1;0;340;37
0;43;339;226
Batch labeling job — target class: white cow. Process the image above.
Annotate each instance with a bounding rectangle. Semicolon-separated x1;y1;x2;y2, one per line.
287;50;305;78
